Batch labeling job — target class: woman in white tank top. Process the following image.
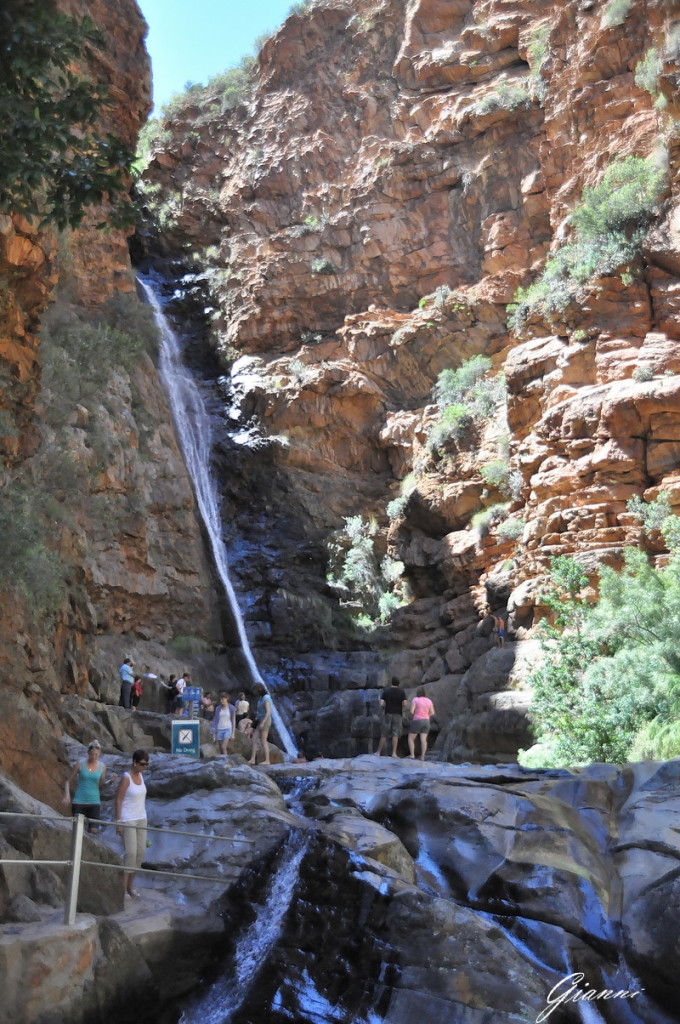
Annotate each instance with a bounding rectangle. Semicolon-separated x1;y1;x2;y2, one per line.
114;749;149;898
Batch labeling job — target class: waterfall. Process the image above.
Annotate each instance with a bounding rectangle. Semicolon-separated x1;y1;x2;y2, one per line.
179;830;309;1024
139;276;297;758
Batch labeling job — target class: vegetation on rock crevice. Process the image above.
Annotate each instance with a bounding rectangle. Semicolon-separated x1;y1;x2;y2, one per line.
326;515;406;628
0;289;158;618
508;156;667;332
427;355;506;455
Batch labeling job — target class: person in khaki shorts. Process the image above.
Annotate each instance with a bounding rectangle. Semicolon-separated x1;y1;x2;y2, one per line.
376;678;407;757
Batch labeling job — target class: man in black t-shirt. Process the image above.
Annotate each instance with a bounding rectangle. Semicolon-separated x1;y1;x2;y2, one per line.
376;678;407;757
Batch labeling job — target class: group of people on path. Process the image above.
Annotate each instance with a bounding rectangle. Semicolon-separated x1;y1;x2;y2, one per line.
64;742;149;899
119;662;199;716
117;657;274;764
376;679;436;760
65;666;434;903
117;658;148;711
208;683;272;763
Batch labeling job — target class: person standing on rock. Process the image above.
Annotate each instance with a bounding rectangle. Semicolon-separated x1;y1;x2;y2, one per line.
62;740;110;835
114;749;149;899
408;687;435;760
130;675;143;711
248;683;272;766
159;673;179;714
493;611;506;648
235;692;253;737
174;672;191;715
118;658;134;710
211;691;235;754
377;677;407;757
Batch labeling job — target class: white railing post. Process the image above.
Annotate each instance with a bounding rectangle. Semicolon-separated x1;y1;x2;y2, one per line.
64;813;85;926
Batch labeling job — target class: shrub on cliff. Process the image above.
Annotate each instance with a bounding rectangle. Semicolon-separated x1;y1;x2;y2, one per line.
152;56;256;131
472;79;531;116
40;301;149;421
0;478;68;615
635;47;662;97
508;156;666;331
524;536;680;767
601;0;633;29
427;356;506;454
326;517;405;625
0;0;133;228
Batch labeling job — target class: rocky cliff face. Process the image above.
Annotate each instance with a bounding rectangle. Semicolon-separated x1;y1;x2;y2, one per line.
0;0;230;806
138;0;680;760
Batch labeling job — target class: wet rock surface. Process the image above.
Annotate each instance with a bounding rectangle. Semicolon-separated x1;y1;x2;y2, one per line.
180;757;680;1024
3;753;680;1022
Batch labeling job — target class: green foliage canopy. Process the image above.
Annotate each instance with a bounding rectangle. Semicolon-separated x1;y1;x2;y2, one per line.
0;0;133;228
526;535;680;767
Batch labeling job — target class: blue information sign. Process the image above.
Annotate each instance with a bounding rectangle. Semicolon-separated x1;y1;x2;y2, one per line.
171;719;201;758
181;686;203;718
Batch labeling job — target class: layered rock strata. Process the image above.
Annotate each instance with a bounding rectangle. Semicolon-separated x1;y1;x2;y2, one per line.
138;0;680;759
0;0;231;806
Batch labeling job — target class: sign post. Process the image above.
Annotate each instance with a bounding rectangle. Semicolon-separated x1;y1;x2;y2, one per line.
181;685;203;719
171;719;201;758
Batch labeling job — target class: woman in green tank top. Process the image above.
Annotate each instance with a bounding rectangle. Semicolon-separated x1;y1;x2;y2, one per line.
62;740;110;835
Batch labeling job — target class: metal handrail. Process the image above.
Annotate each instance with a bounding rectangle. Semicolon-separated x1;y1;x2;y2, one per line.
0;807;261;924
80;861;241;883
0;811;63;821
0;809;254;842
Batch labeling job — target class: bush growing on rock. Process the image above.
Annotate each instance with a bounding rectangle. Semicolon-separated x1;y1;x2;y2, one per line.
0;291;159;618
326;517;405;625
526;23;550;101
525;531;680;766
508;156;666;331
41;301;149;418
496;517;526;541
480;459;510;492
471;502;509;536
472;78;532;116
601;0;634;28
427;356;506;454
386;493;409;521
635;47;662;96
0;479;68;616
632;364;654;382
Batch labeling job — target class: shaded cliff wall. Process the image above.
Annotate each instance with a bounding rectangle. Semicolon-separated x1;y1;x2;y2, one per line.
138;0;680;761
0;0;228;805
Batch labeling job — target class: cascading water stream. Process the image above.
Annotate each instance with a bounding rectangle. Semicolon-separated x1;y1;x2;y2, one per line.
139;275;297;757
179;829;310;1024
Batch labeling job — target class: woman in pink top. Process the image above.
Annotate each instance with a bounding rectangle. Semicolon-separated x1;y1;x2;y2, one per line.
408;687;435;760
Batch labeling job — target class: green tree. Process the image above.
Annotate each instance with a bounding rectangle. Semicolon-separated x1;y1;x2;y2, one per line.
0;0;133;228
526;550;680;766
